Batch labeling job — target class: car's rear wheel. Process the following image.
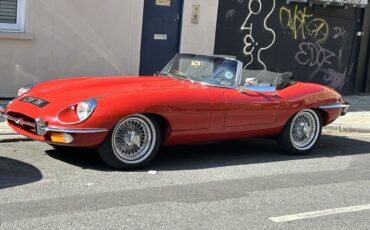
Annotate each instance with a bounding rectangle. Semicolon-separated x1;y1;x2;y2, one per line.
98;114;161;170
277;109;322;155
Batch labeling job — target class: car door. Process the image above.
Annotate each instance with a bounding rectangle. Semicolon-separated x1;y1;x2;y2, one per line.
224;89;280;128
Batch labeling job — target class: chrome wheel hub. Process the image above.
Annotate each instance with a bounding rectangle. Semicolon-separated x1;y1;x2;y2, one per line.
124;131;141;147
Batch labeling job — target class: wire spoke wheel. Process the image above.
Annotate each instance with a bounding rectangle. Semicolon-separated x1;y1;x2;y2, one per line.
112;115;156;164
289;110;320;151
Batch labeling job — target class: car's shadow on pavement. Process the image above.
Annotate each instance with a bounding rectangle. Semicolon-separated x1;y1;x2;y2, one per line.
151;134;370;171
45;134;370;171
0;157;42;189
46;148;114;171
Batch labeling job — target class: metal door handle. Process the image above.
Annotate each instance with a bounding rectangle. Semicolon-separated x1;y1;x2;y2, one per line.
175;14;181;22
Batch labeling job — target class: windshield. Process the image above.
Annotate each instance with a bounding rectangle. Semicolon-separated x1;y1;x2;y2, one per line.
160;54;240;88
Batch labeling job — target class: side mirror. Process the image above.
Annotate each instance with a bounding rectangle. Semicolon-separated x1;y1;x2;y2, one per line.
240;85;278;95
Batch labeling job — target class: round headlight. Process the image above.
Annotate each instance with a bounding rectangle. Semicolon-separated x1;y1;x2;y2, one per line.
18;85;33;97
76;98;97;121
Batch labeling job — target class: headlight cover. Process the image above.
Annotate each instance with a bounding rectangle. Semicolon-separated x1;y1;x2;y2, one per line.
57;98;97;124
18;85;33;97
77;99;97;121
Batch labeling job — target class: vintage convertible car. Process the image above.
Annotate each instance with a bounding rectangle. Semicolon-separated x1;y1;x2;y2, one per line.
0;54;349;169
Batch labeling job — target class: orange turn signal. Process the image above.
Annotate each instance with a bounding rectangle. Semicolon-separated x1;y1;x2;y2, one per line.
50;132;73;143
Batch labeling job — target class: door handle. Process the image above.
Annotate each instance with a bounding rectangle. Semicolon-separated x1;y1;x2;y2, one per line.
175;14;181;22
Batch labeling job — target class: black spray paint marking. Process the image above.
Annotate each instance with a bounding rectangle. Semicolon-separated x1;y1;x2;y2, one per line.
333;26;346;39
309;63;354;90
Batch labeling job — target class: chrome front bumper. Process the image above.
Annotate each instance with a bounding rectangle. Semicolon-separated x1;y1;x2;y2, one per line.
319;101;350;116
0;106;107;136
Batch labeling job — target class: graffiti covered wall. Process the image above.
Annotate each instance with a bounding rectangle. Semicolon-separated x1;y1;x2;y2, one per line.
214;0;363;94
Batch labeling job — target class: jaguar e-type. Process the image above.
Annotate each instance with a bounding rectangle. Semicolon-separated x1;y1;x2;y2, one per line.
0;54;349;169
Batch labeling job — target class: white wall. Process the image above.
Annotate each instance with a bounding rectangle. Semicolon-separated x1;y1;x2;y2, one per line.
180;0;219;55
0;0;144;97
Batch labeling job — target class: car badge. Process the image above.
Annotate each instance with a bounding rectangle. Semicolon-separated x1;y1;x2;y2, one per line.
16;118;24;126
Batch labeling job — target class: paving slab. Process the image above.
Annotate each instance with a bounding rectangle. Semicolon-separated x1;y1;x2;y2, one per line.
325;96;370;133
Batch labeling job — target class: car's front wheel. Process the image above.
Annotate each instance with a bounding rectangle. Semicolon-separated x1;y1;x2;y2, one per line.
277;109;322;155
98;114;161;170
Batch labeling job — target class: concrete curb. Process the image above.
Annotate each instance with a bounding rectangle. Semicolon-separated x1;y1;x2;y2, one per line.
324;124;370;134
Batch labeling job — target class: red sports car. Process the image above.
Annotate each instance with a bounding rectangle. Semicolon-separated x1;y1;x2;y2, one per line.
0;54;349;169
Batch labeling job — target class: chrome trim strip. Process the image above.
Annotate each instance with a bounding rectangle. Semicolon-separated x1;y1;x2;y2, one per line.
1;113;35;127
236;60;243;87
41;126;108;134
1;112;107;135
319;103;350;109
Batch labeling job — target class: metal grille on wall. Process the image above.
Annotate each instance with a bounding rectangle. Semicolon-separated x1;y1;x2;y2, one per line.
214;0;366;94
0;0;17;24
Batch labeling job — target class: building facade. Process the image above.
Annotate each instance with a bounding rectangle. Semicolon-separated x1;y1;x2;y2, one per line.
0;0;218;97
0;0;368;97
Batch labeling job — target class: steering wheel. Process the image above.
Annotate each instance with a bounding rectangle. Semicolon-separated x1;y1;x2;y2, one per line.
206;70;234;86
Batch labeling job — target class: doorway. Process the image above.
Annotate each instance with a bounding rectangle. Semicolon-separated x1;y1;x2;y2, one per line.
139;0;183;76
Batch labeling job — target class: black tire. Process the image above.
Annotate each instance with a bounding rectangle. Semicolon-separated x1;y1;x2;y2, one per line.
98;114;161;170
277;109;322;155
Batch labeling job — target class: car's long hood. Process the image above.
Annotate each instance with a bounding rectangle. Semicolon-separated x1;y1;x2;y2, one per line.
6;76;194;124
28;76;188;104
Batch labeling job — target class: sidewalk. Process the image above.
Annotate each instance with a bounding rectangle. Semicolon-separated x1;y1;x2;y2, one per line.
0;96;369;137
325;96;370;133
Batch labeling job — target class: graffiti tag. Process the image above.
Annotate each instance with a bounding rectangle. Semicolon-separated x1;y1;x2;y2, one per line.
333;26;346;39
309;64;353;90
240;0;276;69
295;42;335;68
279;5;329;44
226;9;236;19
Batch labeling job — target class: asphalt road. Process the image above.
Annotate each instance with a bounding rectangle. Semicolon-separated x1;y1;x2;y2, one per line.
1;132;370;229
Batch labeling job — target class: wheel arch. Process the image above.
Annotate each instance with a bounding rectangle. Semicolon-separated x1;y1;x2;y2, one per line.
143;113;172;146
316;108;329;126
279;108;325;135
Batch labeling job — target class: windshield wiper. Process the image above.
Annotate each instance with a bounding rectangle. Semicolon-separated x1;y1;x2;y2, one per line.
159;72;174;78
160;72;193;82
175;75;192;81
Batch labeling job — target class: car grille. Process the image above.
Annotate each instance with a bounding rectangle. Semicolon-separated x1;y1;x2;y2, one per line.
6;112;37;135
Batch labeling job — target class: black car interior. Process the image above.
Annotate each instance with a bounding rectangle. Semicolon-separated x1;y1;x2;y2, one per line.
241;69;296;90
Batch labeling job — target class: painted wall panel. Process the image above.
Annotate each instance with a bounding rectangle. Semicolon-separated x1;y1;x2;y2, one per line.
180;0;219;55
0;0;144;97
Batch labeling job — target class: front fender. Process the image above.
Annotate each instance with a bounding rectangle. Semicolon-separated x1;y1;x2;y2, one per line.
98;88;212;132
